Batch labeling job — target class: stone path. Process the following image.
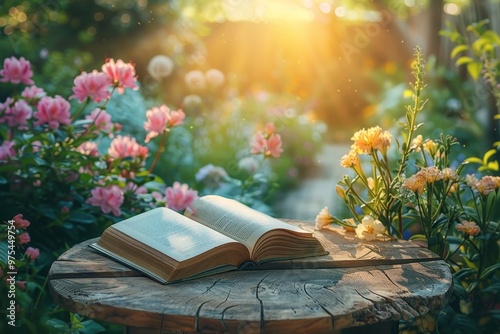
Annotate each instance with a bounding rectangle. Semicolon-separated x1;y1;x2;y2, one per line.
273;143;351;222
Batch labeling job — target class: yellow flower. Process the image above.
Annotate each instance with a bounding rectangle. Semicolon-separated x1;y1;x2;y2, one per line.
315;207;333;230
351;126;384;154
423;139;437;157
355;215;386;240
411;134;423;152
456;220;481;236
376;130;392;155
340;149;359;169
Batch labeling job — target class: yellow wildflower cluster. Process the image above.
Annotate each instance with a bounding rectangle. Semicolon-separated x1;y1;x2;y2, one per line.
411;135;443;159
350;126;392;155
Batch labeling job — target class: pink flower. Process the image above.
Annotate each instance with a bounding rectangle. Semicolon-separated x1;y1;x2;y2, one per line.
101;59;138;94
249;128;283;158
0;57;34;85
16;281;26;290
34;95;71;129
125;182;147;194
0;140;16;162
144;105;169;143
108;135;148;159
250;132;267;154
21;85;46;101
13;214;30;229
4;99;32;130
167;108;185;127
85;108;113;133
86;185;124;216
70;70;111;103
266;133;283;158
76;141;99;157
264;122;276;136
165;182;198;212
17;232;30;245
144;105;185;143
25;247;40;261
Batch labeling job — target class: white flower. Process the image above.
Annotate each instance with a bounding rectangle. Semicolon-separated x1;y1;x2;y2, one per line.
147;55;174;80
185;70;206;91
205;69;225;88
315;207;333;230
355;215;386;240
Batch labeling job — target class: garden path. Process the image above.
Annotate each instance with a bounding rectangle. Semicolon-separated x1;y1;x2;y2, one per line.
273;143;351;222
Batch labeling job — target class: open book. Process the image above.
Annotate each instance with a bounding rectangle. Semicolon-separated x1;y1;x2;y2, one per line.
90;195;326;284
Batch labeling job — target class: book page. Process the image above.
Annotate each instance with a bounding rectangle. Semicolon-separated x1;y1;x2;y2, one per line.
184;195;311;253
111;207;241;262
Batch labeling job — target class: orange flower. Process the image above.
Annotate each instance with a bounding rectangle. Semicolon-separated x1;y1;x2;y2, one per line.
420;166;443;183
456;221;480;236
403;173;426;194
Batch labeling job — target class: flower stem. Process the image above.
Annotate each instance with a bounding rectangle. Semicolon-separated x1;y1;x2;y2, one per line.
149;130;167;174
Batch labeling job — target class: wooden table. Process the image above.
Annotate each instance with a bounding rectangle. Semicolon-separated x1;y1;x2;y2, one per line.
48;221;452;334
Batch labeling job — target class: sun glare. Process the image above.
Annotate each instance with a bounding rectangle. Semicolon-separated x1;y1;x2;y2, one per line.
221;0;315;22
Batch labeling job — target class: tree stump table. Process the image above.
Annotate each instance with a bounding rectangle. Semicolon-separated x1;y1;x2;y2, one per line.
49;221;452;334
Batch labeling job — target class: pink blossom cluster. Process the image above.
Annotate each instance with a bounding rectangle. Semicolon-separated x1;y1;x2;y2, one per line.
0;55;200;220
70;58;138;102
144;105;185;143
108;135;148;160
0;57;75;131
0;98;32;130
250;122;283;158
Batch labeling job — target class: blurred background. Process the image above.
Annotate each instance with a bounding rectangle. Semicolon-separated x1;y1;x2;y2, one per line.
1;0;499;197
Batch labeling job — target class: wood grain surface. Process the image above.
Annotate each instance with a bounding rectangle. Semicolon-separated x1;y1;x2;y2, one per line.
49;221;452;333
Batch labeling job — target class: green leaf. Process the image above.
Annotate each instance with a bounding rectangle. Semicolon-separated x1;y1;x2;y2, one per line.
467;61;483;80
68;212;96;224
454;267;476;280
451;44;469;58
455;56;474;66
45;318;70;331
0;241;8;265
482;30;500;44
0;176;7;184
465;157;484;164
79;320;106;333
481;262;500;279
481;282;500;294
409;234;428;241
